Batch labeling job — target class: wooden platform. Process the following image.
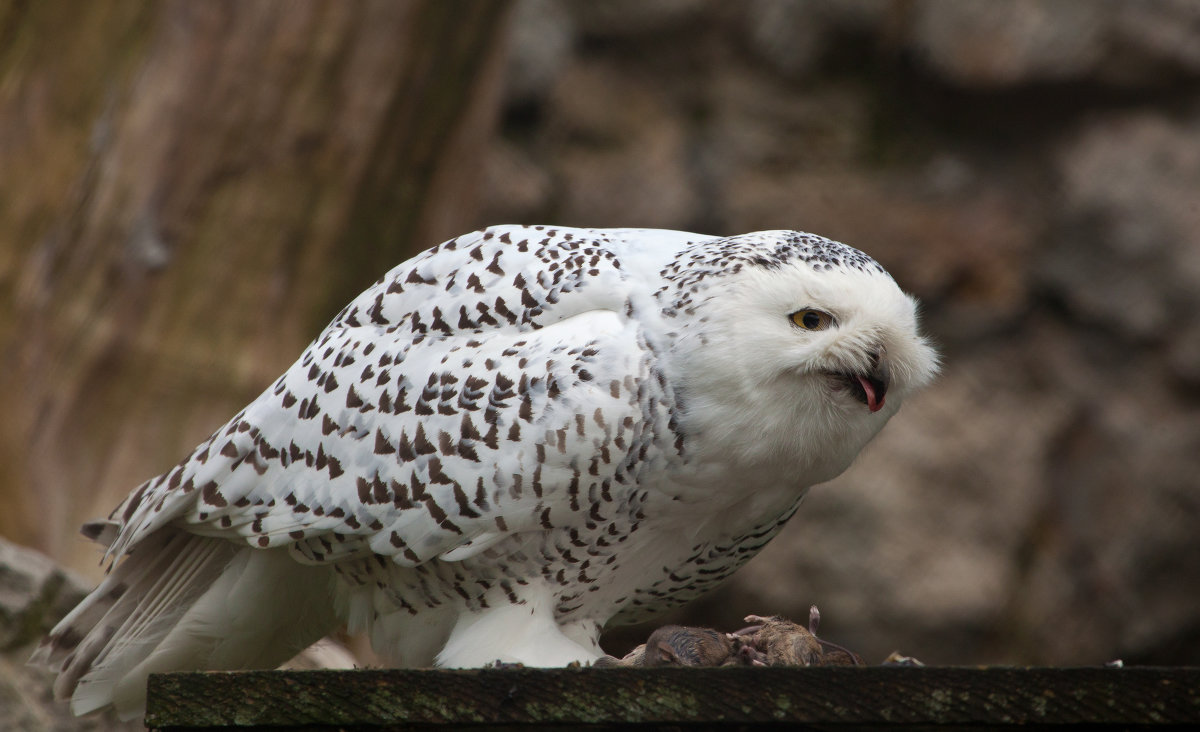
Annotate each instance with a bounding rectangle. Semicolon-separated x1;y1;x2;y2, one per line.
146;666;1200;730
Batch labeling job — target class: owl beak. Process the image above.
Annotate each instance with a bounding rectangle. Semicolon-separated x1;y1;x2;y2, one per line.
853;373;887;412
847;350;890;413
825;349;891;412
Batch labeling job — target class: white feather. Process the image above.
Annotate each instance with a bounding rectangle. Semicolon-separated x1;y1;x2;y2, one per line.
436;581;601;667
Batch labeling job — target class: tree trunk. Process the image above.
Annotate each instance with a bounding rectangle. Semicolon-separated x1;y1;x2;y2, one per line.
0;0;512;574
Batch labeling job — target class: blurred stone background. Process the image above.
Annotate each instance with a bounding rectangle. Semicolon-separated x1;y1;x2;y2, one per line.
481;0;1200;668
3;0;1199;726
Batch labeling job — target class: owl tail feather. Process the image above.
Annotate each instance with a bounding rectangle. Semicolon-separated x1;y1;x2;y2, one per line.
30;527;338;720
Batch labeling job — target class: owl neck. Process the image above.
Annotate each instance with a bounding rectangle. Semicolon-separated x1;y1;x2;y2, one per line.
668;369;894;506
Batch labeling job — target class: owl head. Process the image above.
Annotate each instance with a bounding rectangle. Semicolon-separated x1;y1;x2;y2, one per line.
666;230;939;484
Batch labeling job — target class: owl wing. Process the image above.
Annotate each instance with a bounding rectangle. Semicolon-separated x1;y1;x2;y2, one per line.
103;225;680;568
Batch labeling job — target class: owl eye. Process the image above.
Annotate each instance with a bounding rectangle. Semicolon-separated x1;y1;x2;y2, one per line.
791;309;833;331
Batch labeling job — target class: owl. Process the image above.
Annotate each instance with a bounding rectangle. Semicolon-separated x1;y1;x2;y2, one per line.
34;226;938;718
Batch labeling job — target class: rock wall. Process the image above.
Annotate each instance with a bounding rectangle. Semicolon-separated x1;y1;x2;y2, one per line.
479;0;1200;665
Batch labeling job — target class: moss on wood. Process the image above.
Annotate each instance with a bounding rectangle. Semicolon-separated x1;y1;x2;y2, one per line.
146;666;1200;730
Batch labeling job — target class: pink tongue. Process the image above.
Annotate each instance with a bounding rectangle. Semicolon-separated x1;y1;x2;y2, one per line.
857;375;885;413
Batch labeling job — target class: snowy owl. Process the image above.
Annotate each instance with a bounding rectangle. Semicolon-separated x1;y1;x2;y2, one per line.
34;225;937;718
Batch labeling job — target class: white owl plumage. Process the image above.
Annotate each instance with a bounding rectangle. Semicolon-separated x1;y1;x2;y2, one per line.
33;225;937;718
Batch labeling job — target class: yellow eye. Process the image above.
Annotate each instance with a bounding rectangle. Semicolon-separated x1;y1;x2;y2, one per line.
791;309;833;330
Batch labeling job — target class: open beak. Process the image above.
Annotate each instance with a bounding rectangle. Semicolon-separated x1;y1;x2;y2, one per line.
833;350;890;413
850;372;888;412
